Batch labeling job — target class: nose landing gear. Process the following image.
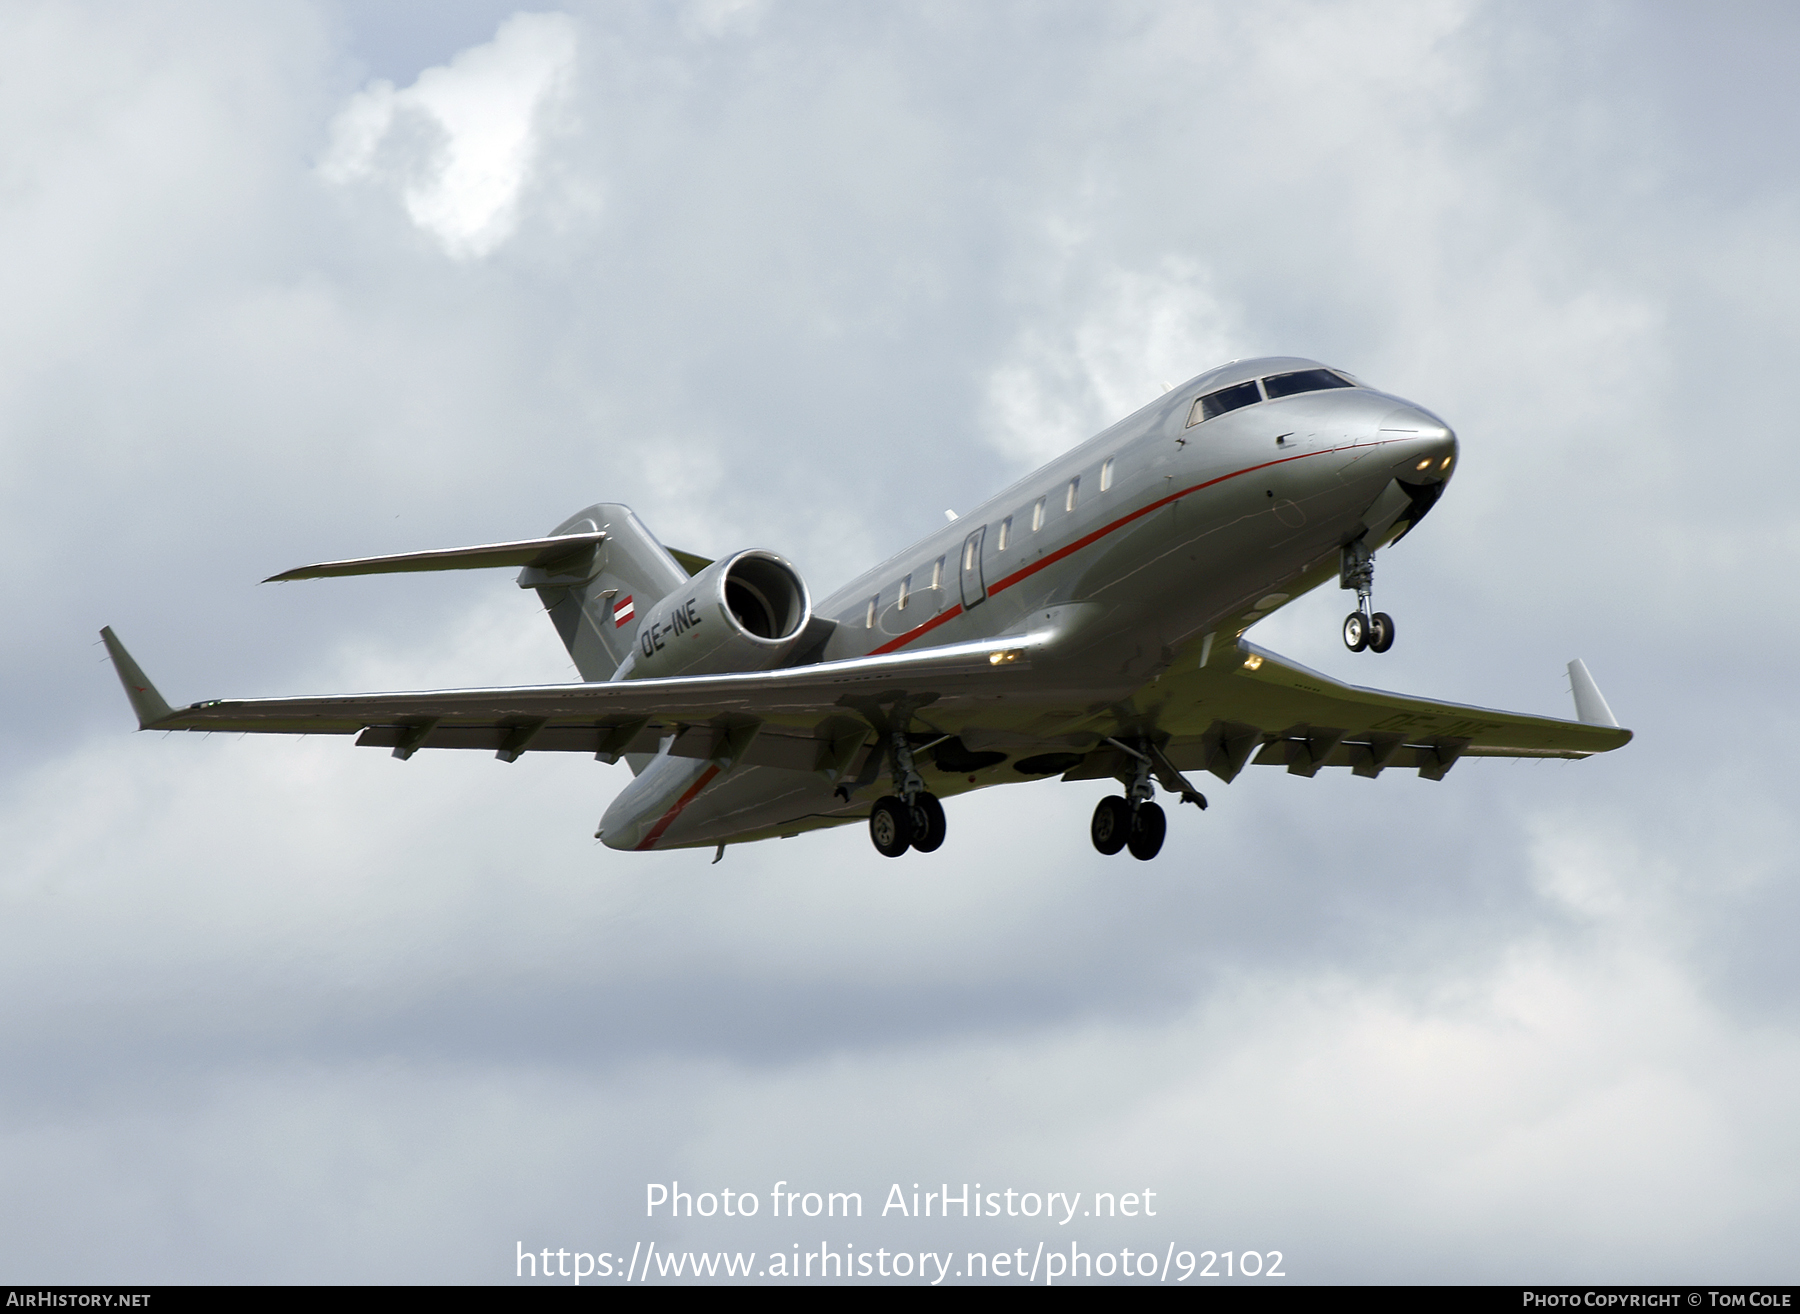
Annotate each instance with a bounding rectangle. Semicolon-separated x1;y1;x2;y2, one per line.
1340;539;1395;653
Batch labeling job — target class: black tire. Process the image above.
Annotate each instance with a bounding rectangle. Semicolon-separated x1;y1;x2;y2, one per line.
1343;611;1370;652
1127;801;1167;861
1369;611;1395;653
869;796;913;857
910;793;947;853
1090;796;1131;855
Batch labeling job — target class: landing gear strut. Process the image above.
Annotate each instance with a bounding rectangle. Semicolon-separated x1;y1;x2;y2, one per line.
1340;538;1395;654
867;729;947;857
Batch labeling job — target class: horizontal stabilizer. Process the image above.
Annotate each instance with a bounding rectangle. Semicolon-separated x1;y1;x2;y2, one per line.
100;627;175;729
265;532;608;583
1567;658;1619;727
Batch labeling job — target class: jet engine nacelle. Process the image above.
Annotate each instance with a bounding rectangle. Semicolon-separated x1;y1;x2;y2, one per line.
614;550;812;680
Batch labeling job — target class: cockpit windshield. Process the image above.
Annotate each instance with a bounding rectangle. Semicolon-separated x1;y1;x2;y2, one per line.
1185;367;1359;427
1261;368;1355;399
1186;380;1261;426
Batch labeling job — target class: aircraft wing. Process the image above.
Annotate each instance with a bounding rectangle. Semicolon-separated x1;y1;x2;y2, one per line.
1108;639;1632;784
102;619;1629;785
99;625;1058;774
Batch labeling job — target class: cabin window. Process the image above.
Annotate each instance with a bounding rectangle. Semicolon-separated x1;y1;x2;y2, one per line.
1186;379;1262;426
1031;497;1045;532
1100;457;1115;491
866;596;877;629
963;537;978;572
1065;477;1080;513
931;556;944;590
1261;368;1356;400
897;574;911;610
998;517;1012;550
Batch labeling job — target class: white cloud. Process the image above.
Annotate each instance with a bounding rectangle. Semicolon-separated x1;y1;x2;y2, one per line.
681;0;771;41
4;735;1793;1279
6;0;1800;1283
983;260;1246;468
320;11;578;259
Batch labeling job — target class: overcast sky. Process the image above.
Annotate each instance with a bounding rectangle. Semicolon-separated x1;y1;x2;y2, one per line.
3;0;1798;1284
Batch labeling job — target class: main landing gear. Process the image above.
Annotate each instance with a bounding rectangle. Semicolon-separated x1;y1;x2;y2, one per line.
1088;740;1201;861
867;730;947;857
1090;795;1166;861
1340;538;1395;654
869;791;946;857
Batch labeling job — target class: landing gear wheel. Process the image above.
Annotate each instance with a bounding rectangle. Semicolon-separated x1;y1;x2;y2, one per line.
1343;612;1370;652
869;795;914;858
1127;801;1167;860
1368;611;1395;653
1091;796;1131;855
909;793;946;853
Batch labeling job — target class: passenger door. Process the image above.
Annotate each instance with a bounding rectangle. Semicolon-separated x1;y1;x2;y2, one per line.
959;525;987;610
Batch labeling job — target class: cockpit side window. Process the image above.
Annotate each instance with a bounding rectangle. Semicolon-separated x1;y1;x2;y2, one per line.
1186;379;1262;427
1261;368;1356;400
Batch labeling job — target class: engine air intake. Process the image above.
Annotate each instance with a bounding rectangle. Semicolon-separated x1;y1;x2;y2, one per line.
615;549;813;680
724;555;805;640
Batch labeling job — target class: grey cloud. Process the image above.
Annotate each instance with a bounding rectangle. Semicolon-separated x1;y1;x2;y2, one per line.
1;0;1796;1283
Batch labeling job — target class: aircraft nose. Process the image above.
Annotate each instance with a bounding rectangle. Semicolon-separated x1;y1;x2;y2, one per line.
1381;406;1458;483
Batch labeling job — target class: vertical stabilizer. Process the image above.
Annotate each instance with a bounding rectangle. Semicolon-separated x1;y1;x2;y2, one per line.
1567;659;1619;727
520;504;690;681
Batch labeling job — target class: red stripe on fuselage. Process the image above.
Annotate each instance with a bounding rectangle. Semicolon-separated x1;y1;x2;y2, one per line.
868;600;964;656
868;442;1395;655
635;764;722;851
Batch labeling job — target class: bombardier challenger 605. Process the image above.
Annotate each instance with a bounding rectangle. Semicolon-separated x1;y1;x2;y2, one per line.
103;357;1629;861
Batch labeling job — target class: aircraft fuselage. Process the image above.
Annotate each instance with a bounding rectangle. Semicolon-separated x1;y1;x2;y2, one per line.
602;356;1457;851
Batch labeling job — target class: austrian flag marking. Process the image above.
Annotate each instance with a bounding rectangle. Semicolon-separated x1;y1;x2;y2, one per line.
613;595;635;628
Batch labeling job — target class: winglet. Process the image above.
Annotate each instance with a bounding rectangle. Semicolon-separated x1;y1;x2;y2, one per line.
1567;659;1619;728
100;627;176;729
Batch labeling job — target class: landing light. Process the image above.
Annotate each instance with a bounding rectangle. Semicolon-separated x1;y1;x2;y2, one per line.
1243;654;1264;671
988;649;1020;665
1440;455;1453;471
1415;457;1433;471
